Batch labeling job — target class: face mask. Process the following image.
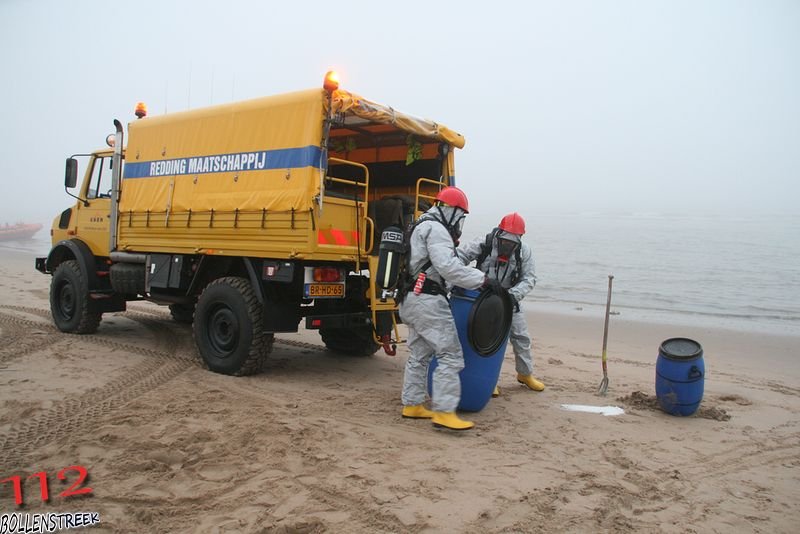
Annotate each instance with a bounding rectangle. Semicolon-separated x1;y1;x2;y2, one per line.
436;206;465;243
496;237;519;262
454;214;465;237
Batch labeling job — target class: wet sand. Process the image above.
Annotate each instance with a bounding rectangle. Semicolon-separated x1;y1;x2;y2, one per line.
1;246;798;533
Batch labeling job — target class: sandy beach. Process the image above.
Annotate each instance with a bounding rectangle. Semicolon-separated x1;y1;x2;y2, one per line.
1;246;798;533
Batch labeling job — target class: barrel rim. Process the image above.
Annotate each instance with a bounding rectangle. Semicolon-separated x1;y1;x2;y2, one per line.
461;287;512;357
451;286;481;300
659;337;703;360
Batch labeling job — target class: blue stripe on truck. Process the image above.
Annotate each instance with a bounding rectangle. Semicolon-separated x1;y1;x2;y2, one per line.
123;145;323;179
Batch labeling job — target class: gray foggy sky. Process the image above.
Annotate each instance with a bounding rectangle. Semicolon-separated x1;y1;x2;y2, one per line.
1;0;797;226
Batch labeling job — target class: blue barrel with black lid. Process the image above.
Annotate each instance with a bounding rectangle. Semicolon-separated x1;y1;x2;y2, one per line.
655;337;705;416
428;286;513;412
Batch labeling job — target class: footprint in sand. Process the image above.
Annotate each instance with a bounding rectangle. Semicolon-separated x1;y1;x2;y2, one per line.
718;394;752;406
196;463;240;482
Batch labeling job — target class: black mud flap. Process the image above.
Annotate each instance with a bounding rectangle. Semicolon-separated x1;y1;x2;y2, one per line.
90;292;127;313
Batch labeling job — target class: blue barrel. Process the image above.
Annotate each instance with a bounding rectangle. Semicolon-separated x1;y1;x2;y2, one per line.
655;338;705;416
428;286;513;412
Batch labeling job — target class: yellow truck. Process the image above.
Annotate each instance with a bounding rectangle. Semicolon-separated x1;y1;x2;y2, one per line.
36;73;466;375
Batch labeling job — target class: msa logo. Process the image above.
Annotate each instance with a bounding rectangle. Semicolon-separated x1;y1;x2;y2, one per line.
381;229;403;243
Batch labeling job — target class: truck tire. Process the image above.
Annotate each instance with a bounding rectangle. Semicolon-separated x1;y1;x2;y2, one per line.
169;302;195;324
320;326;380;356
50;260;102;334
110;262;145;296
193;277;273;376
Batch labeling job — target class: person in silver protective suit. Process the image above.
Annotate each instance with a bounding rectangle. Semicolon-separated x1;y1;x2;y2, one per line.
399;186;495;431
458;212;545;395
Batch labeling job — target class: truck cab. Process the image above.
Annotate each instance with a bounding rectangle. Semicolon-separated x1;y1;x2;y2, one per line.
56;150;117;255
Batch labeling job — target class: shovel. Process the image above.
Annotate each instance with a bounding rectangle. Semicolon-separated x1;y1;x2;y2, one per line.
597;274;614;395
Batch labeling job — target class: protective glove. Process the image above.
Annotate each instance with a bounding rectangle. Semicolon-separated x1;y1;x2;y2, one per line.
510;293;521;313
482;276;505;295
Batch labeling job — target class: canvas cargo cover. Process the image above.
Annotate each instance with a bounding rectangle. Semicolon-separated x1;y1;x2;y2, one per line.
327;89;466;149
120;87;464;215
120;89;325;215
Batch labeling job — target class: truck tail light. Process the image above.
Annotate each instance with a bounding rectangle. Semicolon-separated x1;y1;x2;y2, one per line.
313;267;343;282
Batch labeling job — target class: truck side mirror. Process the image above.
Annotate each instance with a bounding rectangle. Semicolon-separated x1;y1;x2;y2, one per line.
65;158;78;189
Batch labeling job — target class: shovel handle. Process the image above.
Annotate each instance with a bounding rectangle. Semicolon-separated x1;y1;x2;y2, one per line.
601;275;614;360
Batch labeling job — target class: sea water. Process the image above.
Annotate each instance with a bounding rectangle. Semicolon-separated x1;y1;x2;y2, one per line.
0;230;52;257
463;212;800;337
6;213;800;336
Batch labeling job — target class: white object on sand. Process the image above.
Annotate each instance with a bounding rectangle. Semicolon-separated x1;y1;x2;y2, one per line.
560;404;625;416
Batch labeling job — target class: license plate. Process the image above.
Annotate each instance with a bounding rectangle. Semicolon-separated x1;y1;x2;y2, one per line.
305;283;345;298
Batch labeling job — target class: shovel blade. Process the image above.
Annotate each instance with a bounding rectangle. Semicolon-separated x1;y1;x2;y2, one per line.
597;377;609;396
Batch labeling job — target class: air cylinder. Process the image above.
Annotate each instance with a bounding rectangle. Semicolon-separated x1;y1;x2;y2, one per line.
375;226;404;290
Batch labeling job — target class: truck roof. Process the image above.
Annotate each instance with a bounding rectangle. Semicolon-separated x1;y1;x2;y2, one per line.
127;88;465;149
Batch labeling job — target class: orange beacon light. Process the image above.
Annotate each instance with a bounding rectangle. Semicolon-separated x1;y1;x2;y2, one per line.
323;71;340;92
134;102;148;119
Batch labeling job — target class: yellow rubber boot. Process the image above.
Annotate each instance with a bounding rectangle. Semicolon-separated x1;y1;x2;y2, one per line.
431;412;475;430
492;385;501;398
517;373;545;391
402;404;434;419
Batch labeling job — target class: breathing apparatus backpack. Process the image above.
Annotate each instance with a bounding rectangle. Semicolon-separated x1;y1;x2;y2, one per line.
375;216;451;303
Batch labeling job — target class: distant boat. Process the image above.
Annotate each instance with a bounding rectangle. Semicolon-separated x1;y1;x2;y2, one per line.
0;223;43;242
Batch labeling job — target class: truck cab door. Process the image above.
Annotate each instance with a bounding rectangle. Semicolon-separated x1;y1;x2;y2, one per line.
73;155;115;257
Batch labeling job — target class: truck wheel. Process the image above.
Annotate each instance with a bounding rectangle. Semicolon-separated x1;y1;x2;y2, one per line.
50;260;102;334
169;302;195;324
320;326;380;356
193;277;273;376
